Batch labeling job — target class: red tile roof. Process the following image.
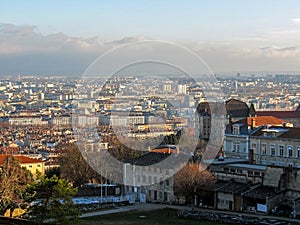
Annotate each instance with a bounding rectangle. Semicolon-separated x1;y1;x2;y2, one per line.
246;116;285;127
0;155;43;165
149;148;176;154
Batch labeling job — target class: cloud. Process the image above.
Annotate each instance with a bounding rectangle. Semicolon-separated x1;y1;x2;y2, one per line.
0;23;299;75
0;24;104;54
0;24;150;75
291;18;300;24
182;41;300;74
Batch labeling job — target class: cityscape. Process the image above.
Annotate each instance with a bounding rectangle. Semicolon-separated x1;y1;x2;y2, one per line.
1;1;300;225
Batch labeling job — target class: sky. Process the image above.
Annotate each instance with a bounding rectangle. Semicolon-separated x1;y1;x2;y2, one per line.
1;0;300;75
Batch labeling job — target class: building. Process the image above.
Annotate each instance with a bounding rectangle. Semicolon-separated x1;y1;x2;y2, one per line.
226;99;256;122
223;116;291;159
177;84;187;95
123;152;175;204
9;116;48;126
0;154;45;176
196;101;227;140
257;105;300;126
250;126;300;168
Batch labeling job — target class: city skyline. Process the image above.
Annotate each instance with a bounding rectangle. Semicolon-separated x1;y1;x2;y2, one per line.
1;0;300;75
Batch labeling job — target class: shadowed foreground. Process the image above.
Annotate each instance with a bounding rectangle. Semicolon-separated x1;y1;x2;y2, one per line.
80;208;224;225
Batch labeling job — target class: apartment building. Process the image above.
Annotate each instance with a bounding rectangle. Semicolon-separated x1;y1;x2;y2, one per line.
251;126;300;168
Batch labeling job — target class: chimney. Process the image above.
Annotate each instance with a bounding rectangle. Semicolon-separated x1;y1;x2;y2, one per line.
228;115;233;133
249;149;254;164
251;118;256;130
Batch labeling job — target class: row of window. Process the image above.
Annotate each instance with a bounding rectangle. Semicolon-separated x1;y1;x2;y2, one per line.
136;175;170;186
217;199;231;205
148;190;168;201
253;143;300;157
23;164;41;168
223;167;264;177
260;160;295;167
138;166;170;175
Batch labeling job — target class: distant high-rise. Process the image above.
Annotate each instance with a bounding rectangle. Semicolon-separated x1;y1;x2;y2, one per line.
177;84;186;95
163;84;172;93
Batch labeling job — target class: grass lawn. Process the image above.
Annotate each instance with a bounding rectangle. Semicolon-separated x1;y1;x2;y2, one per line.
80;208;225;225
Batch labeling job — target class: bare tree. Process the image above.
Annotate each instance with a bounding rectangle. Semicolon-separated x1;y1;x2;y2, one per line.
174;162;215;208
58;143;100;187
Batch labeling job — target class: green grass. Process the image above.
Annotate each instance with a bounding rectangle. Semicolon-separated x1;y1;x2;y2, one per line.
80;208;224;225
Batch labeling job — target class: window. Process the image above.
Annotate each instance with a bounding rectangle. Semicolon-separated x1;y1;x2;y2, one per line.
251;142;257;150
166;179;169;186
233;126;240;135
230;169;236;173
270;144;275;156
232;141;240;152
148;176;152;183
298;147;300;158
254;172;261;176
279;145;284;157
288;146;293;157
261;143;267;155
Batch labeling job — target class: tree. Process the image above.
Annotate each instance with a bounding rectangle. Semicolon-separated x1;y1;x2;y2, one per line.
0;156;33;214
24;175;80;225
45;166;61;178
108;138;144;161
59;143;100;187
174;162;215;208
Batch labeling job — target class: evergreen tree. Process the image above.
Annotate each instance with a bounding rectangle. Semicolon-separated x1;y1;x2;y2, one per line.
24;175;80;225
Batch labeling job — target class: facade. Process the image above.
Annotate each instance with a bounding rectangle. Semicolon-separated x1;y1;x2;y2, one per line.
217;181;251;211
250;126;300;167
123;152;175;204
223;123;250;159
0;154;45;176
223;116;291;160
197;101;227;140
9;116;48;126
51;115;71;126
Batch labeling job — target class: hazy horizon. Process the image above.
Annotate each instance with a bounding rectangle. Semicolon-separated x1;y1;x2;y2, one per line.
1;1;300;75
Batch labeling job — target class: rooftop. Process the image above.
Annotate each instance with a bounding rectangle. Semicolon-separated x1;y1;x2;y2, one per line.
225;163;267;171
217;181;251;194
203;158;249;165
243;185;278;199
0;154;44;165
